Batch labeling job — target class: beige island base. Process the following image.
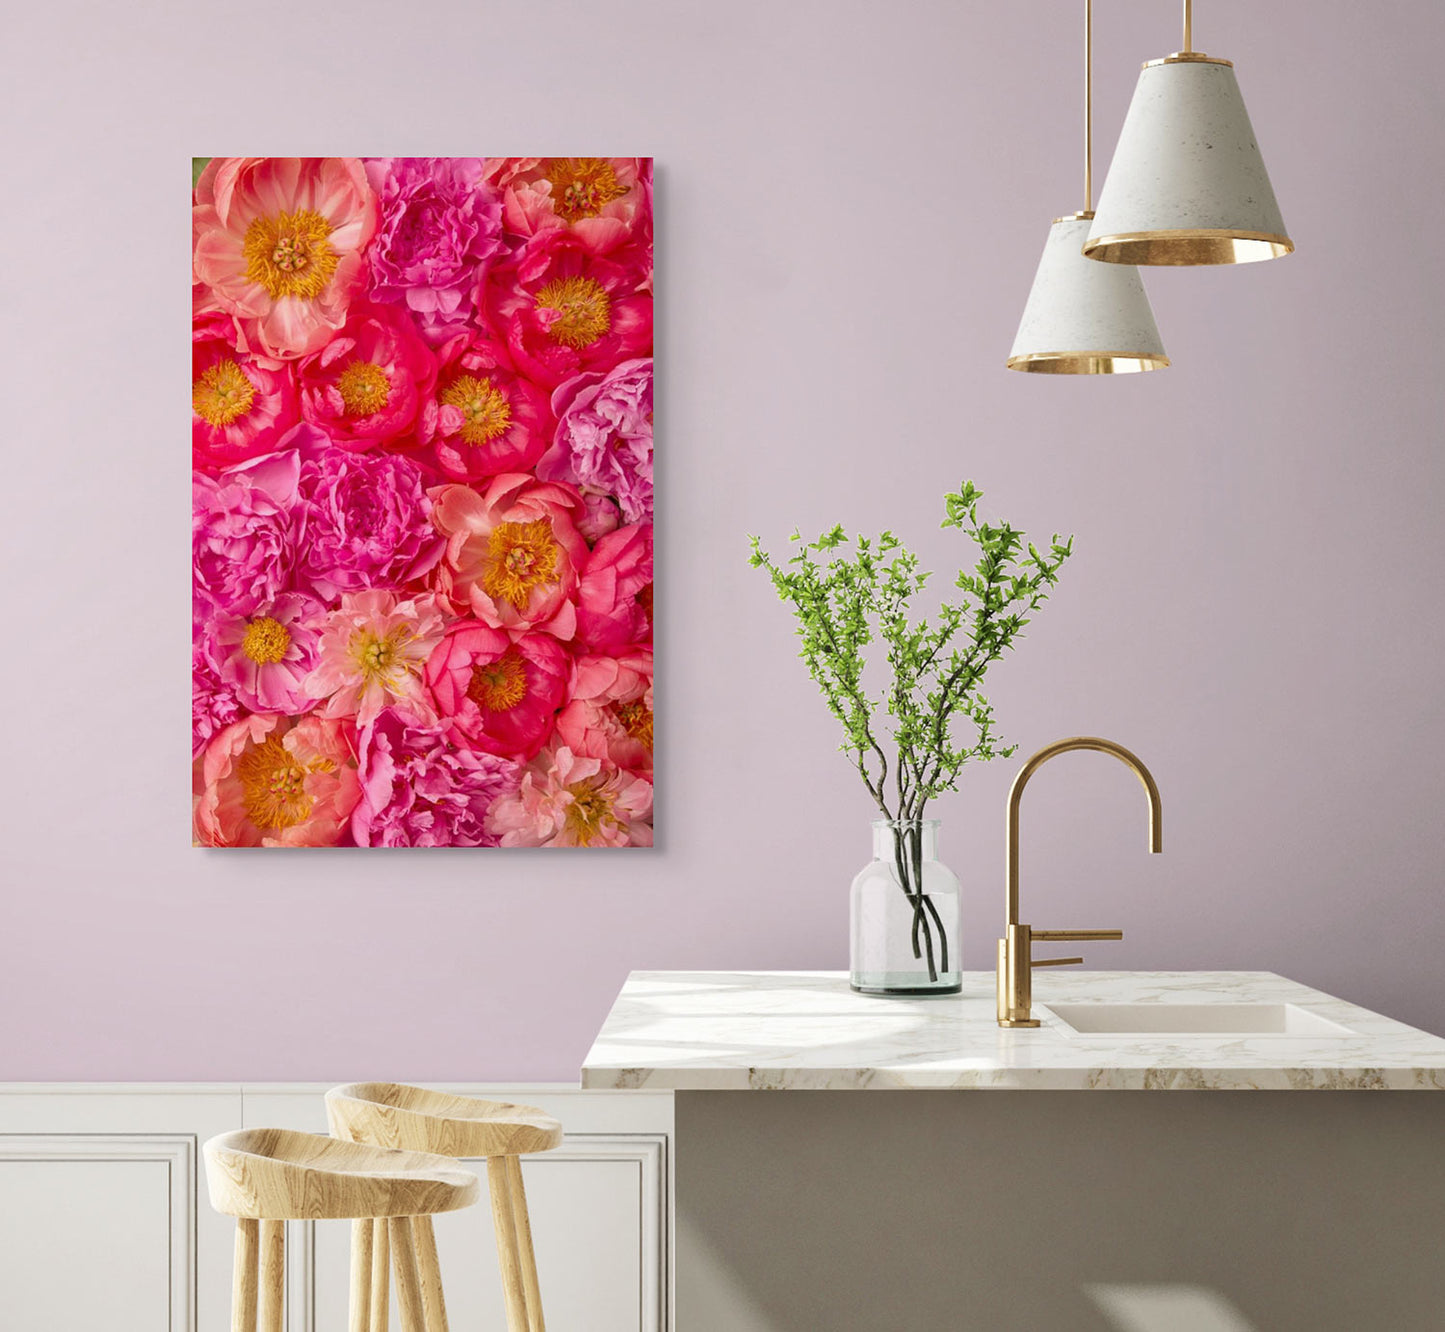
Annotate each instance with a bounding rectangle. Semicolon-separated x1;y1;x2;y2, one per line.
584;971;1445;1331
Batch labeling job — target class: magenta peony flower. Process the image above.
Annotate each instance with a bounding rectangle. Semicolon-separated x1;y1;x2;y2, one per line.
538;359;653;524
555;648;653;776
425;622;571;761
193;158;377;360
193;639;242;759
363;158;507;343
293;447;444;602
203;591;327;715
194;713;361;847
485;158;651;255
351;707;522;847
192;314;299;472
193;451;300;617
296;302;438;450
423;332;554;483
430;473;589;639
304;589;446;727
478;230;652;390
576;522;653;652
486;745;652;848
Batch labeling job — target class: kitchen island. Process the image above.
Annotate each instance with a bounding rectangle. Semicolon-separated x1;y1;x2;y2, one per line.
583;971;1445;1330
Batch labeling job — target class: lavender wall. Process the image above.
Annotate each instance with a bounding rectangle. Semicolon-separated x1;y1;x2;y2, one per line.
2;0;1442;1082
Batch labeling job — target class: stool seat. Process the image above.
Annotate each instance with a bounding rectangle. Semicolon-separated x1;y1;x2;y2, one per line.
327;1082;565;1158
204;1126;481;1221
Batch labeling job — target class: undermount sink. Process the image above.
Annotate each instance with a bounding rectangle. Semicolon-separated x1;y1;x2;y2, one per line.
1046;1003;1356;1038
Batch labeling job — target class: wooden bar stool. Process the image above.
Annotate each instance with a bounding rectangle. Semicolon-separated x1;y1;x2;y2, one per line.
204;1126;480;1332
326;1083;564;1332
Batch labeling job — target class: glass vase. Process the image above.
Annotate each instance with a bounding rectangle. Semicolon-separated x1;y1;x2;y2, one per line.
850;819;962;995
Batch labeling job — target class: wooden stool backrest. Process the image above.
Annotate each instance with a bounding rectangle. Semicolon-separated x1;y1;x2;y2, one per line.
326;1082;564;1158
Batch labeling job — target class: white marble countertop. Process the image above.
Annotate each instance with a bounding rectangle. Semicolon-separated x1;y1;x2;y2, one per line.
580;970;1445;1091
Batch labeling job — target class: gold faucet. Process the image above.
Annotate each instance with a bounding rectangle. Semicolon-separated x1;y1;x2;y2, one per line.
997;736;1163;1028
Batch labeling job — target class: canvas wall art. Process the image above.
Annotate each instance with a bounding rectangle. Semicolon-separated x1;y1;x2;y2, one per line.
192;158;654;848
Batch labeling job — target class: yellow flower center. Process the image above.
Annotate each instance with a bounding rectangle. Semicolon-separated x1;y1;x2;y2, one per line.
349;626;414;685
480;520;561;611
241;616;292;665
336;361;391;416
545;158;627;221
535;276;611;350
237;734;334;830
192;358;256;427
439;375;512;445
564;778;619;844
466;649;529;712
611;699;654;751
243;208;340;301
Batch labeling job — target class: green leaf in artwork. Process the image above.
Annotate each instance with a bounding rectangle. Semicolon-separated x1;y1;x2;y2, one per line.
192;158;212;189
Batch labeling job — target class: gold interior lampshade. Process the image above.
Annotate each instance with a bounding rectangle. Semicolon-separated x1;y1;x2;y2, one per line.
1084;54;1292;266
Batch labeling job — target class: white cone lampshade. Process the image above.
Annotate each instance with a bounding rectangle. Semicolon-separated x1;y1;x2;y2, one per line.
1084;55;1292;265
1007;215;1168;374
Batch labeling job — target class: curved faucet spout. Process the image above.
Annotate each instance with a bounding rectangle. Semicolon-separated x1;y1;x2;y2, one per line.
1005;736;1163;929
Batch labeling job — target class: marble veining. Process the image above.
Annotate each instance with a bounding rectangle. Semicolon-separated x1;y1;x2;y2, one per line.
580;971;1445;1091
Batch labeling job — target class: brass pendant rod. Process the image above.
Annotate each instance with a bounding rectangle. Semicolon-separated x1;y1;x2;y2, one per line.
1084;0;1093;213
1183;0;1193;53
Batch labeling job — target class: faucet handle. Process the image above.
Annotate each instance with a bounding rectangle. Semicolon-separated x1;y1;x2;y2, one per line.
1032;929;1124;943
1031;955;1084;967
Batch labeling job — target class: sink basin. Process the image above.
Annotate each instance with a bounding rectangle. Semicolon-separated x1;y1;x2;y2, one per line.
1047;1003;1355;1037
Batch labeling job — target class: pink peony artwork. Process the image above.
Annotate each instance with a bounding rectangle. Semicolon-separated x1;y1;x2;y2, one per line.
193;157;654;848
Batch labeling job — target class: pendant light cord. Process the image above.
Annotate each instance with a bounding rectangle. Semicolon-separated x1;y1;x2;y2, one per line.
1084;0;1093;212
1183;0;1193;52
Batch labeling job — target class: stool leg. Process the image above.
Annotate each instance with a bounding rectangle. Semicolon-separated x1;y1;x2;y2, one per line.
390;1216;427;1332
233;1218;260;1332
350;1217;374;1332
258;1219;285;1332
505;1157;546;1332
487;1157;529;1332
411;1215;451;1332
370;1217;391;1332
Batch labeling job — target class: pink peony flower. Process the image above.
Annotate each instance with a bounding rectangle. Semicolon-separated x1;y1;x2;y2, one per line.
202;591;326;715
296;302;438;450
193;451;300;617
193;639;242;759
192;314;299;472
293;447;445;602
363;158;507;343
430;474;589;638
304;589;446;727
485;158;651;255
425;622;571;761
555;648;653;776
576;522;653;652
194;713;361;847
486;745;653;848
478;231;652;390
193;158;378;360
577;493;623;544
423;332;554;482
538;358;653;523
351;707;522;847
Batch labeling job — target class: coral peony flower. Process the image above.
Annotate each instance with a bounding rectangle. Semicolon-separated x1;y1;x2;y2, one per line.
478;231;652;390
351;707;521;847
293;447;445;602
486;745;652;847
193;451;300;617
296;302;438;450
430;474;589;638
423;332;553;482
193;157;377;360
192;314;299;472
304;590;446;727
194;713;360;847
202;591;326;715
555;648;653;776
363;157;507;343
538;358;653;523
575;522;653;652
425;622;571;760
485;157;650;254
193;639;242;759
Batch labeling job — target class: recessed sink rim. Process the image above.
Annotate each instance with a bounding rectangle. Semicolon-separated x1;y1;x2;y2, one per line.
1045;1002;1357;1038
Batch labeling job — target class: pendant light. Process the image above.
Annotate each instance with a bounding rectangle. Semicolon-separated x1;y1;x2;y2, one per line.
1084;0;1292;265
1007;0;1168;375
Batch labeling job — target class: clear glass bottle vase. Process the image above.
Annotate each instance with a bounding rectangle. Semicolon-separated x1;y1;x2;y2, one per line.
850;819;962;995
